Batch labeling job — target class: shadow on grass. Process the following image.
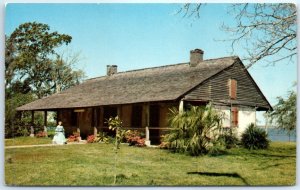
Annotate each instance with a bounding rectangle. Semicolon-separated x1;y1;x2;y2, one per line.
247;152;295;159
256;162;295;170
227;150;295;159
187;171;249;185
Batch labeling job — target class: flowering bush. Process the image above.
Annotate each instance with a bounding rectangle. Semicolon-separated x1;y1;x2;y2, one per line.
125;130;145;147
35;131;47;138
67;135;77;142
87;135;95;143
67;132;80;142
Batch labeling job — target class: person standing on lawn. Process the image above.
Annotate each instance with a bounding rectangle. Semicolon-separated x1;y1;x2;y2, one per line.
52;121;67;145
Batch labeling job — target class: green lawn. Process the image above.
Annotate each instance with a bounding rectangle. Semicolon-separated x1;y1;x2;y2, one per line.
5;137;52;146
5;141;296;186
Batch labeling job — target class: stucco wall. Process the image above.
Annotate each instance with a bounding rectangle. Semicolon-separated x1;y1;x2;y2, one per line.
218;108;256;137
221;109;231;128
238;110;256;136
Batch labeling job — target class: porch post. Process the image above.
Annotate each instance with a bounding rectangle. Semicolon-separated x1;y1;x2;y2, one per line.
30;110;35;137
44;110;48;137
93;127;98;136
77;127;81;141
145;103;151;146
93;108;98;136
179;99;184;113
145;126;150;145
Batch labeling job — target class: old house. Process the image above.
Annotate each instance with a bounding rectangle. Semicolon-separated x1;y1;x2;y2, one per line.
17;49;272;145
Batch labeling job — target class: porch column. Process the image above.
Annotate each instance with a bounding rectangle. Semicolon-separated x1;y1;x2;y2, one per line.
93;127;98;136
93;108;98;136
179;99;184;113
30;111;35;137
144;103;151;146
77;127;81;141
43;111;48;137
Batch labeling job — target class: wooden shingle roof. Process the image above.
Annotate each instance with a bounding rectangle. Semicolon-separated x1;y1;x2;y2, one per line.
17;56;239;111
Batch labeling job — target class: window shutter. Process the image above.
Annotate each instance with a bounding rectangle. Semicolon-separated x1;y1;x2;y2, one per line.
228;79;237;99
231;107;238;127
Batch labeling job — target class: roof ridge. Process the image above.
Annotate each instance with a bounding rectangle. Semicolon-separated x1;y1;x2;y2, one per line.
86;55;238;81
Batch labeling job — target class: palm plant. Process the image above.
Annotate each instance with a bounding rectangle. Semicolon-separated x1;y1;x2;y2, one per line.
163;103;224;156
241;123;269;150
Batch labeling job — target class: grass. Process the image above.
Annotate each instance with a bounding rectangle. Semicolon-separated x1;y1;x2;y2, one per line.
5;137;53;146
5;140;296;186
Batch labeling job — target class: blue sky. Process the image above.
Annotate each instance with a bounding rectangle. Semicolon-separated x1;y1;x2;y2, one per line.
5;3;297;124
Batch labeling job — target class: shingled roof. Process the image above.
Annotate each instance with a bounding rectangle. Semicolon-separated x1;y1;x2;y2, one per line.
17;56;239;111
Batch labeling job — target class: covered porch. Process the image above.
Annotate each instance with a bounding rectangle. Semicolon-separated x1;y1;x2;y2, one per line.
24;101;179;145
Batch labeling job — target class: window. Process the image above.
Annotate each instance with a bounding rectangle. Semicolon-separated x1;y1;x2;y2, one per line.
231;107;238;127
228;79;237;99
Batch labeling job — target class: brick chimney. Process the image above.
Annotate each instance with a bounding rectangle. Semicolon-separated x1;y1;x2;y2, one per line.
190;49;204;67
107;65;118;76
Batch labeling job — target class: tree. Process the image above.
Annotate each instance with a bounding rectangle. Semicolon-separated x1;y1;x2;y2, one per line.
5;22;85;98
5;35;16;91
5;93;35;137
269;90;296;141
107;116;126;185
50;52;85;93
178;3;296;68
5;22;85;137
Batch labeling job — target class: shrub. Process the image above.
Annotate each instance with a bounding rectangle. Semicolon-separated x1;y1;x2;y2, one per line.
241;123;269;150
67;135;77;142
158;141;170;149
87;135;95;143
95;132;109;143
208;143;226;156
35;131;47;138
17;127;30;137
67;131;80;142
125;130;146;147
162;103;224;156
47;126;56;138
217;128;239;149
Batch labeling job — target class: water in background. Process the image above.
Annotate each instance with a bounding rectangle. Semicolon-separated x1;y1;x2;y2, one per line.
259;127;296;142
